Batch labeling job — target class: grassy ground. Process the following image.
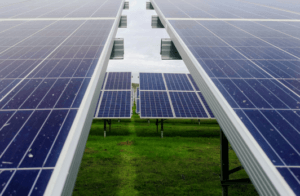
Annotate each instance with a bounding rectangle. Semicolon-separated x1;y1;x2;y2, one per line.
73;102;258;196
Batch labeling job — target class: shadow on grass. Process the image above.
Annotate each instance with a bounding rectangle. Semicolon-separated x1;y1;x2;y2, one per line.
133;147;258;196
90;119;132;136
73;151;122;196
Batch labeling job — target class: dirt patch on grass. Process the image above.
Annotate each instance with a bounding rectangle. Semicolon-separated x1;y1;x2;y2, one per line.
85;148;98;154
118;141;134;146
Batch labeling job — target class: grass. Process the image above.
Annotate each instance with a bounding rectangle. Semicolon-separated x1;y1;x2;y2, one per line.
73;102;258;196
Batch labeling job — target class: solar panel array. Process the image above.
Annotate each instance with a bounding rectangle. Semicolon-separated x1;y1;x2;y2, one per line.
0;0;125;195
136;87;140;114
139;73;214;119
151;0;300;195
94;72;132;119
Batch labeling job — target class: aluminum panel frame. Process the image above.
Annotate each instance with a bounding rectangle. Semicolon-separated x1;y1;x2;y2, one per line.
150;0;295;195
44;1;126;195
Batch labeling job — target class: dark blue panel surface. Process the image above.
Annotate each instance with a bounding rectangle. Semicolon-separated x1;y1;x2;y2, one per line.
140;91;173;117
277;168;300;195
137;87;139;98
139;73;166;90
164;73;193;91
169;92;207;118
2;170;39;195
30;170;53;196
169;19;300;194
97;91;131;118
0;18;116;195
105;72;131;90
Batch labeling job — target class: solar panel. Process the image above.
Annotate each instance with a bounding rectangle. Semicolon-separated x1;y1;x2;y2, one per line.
94;72;132;119
0;0;125;195
140;91;173;118
136;98;140;114
0;0;123;18
136;87;139;98
154;0;300;19
139;73;214;119
164;73;193;91
139;72;166;90
151;0;300;194
169;92;208;118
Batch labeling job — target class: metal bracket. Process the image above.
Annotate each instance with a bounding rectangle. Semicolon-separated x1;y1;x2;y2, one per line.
160;38;182;60
146;2;154;10
151;15;164;28
119;15;127;28
123;1;129;9
110;38;124;60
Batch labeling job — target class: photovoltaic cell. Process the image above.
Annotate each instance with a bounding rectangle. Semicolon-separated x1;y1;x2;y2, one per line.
0;11;119;195
140;91;173;118
104;72;131;90
164;73;193;91
96;91;131;118
169;92;207;118
139;73;166;90
154;0;300;19
139;73;214;119
167;19;300;194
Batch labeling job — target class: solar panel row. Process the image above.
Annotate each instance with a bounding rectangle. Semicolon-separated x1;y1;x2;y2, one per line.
0;0;125;195
139;73;214;119
154;0;300;19
94;72;132;119
151;0;300;194
0;0;123;18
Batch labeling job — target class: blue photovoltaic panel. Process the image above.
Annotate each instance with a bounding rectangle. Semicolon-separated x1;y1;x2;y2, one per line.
139;73;166;90
169;92;207;118
104;72;131;90
188;74;200;91
153;0;300;19
0;18;116;195
137;87;139;98
140;91;173;117
0;0;123;18
198;92;214;118
169;19;300;194
136;99;140;113
164;73;193;91
96;91;131;118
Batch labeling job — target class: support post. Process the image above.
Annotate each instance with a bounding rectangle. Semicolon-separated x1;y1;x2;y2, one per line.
156;119;158;133
161;119;164;138
220;129;229;196
198;119;200;125
104;120;107;138
148;119;150;125
118;119;120;123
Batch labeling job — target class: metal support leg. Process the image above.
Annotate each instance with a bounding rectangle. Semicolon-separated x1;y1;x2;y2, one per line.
198;119;200;125
220;129;251;195
104;120;107;138
148;119;150;125
118;119;120;123
156;119;158;133
161;119;164;138
220;129;229;196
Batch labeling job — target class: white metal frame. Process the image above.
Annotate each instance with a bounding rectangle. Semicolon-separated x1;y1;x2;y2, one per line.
44;1;125;195
150;0;294;195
